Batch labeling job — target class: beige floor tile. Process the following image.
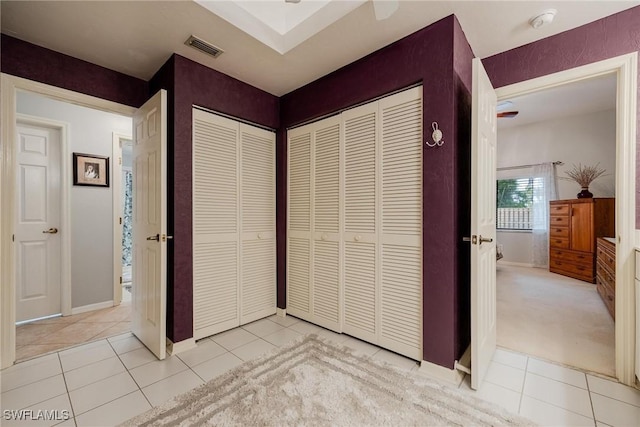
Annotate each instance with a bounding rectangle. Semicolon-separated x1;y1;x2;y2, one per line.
82;305;131;323
38;322;120;345
16;323;69;346
90;321;131;340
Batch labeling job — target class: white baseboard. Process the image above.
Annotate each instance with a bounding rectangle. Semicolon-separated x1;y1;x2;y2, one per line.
167;337;197;355
276;308;287;318
418;359;465;386
71;300;114;315
498;261;535;268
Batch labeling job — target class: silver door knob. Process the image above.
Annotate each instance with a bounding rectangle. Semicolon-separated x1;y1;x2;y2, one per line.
43;228;58;234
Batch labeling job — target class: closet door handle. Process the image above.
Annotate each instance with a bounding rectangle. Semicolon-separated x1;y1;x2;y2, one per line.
354;235;361;242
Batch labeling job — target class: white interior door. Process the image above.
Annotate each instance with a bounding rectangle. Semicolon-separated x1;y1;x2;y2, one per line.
471;58;498;389
15;121;61;322
132;90;167;360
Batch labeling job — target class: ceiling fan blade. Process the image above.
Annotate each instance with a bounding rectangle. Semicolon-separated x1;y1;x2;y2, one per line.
497;111;519;118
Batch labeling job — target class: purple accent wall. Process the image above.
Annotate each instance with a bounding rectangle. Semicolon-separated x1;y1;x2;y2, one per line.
0;35;148;107
150;55;279;342
482;6;640;227
452;19;474;361
279;15;473;368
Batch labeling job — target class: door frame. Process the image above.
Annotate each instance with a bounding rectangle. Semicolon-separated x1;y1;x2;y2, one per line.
493;52;637;385
0;74;136;369
112;132;132;307
14;113;72;322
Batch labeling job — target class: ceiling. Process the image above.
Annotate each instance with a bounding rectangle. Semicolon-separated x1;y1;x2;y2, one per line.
497;73;617;129
1;1;638;97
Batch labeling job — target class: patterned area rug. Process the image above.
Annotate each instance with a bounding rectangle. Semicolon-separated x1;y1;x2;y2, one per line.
122;334;534;426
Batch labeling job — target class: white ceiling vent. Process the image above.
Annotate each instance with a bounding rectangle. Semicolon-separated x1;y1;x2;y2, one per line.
185;35;224;58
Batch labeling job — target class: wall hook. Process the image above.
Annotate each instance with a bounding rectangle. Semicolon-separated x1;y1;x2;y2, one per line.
426;122;444;147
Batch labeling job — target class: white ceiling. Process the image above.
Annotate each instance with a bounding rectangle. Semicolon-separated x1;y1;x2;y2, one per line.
497;73;617;129
1;1;638;97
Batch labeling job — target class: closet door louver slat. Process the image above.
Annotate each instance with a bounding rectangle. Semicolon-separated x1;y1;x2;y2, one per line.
240;125;276;324
312;120;341;330
379;90;422;359
287;130;312;317
342;103;378;341
193;111;240;339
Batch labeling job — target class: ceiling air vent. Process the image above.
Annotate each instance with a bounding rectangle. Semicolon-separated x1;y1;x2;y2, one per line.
185;35;224;58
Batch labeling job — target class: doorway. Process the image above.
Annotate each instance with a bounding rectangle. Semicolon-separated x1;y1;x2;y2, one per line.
489;53;637;386
495;74;617;376
1;74;138;368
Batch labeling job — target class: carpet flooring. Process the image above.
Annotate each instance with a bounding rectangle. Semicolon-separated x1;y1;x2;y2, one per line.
497;264;615;376
122;334;533;426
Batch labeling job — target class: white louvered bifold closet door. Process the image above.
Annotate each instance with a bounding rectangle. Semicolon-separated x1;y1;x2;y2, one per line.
379;87;423;360
286;86;422;361
287;115;342;329
311;117;341;331
193;110;240;339
240;124;276;324
287;128;312;318
342;102;378;343
193;109;276;340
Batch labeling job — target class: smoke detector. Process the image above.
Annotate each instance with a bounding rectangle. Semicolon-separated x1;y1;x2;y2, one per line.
529;9;557;29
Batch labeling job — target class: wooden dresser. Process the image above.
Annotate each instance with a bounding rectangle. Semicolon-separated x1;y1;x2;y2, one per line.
549;198;614;283
596;237;615;319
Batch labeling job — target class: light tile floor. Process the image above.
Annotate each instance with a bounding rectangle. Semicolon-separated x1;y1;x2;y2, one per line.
15;299;132;362
1;315;639;426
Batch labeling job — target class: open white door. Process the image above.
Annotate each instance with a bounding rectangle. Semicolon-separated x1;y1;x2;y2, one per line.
132;90;167;360
470;58;497;389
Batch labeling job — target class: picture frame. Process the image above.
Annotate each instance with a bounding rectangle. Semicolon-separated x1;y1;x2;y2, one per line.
73;152;110;187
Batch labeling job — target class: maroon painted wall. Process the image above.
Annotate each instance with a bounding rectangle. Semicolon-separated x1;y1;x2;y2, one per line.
452;19;474;362
482;6;640;227
279;15;473;368
150;54;279;342
0;35;148;107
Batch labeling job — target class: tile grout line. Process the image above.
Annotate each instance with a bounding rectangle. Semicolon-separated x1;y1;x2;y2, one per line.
517;355;529;415
105;338;154;410
585;374;598;427
57;351;78;427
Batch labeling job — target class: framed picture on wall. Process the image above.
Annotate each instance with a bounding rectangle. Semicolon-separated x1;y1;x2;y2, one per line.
73;153;110;187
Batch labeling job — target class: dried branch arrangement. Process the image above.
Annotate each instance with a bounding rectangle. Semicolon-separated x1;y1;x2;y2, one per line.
564;163;606;187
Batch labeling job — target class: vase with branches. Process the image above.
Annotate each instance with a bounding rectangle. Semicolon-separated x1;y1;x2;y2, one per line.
564;163;606;198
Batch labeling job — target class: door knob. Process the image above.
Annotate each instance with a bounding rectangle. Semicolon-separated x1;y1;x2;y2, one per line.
354;235;361;242
147;234;160;241
478;235;493;245
42;228;58;234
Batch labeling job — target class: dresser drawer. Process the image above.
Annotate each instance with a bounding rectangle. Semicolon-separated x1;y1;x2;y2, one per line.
550;259;593;281
596;275;615;319
550;204;570;215
550;237;569;249
550;249;593;267
596;263;615;290
550;227;569;238
550;215;569;227
596;245;615;273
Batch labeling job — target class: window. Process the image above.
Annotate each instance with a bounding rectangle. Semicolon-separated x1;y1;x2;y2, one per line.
496;177;536;230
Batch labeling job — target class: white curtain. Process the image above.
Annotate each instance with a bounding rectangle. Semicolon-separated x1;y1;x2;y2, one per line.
531;163;558;268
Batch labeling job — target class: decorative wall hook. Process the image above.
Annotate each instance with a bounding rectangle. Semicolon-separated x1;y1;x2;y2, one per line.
426;122;444;147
